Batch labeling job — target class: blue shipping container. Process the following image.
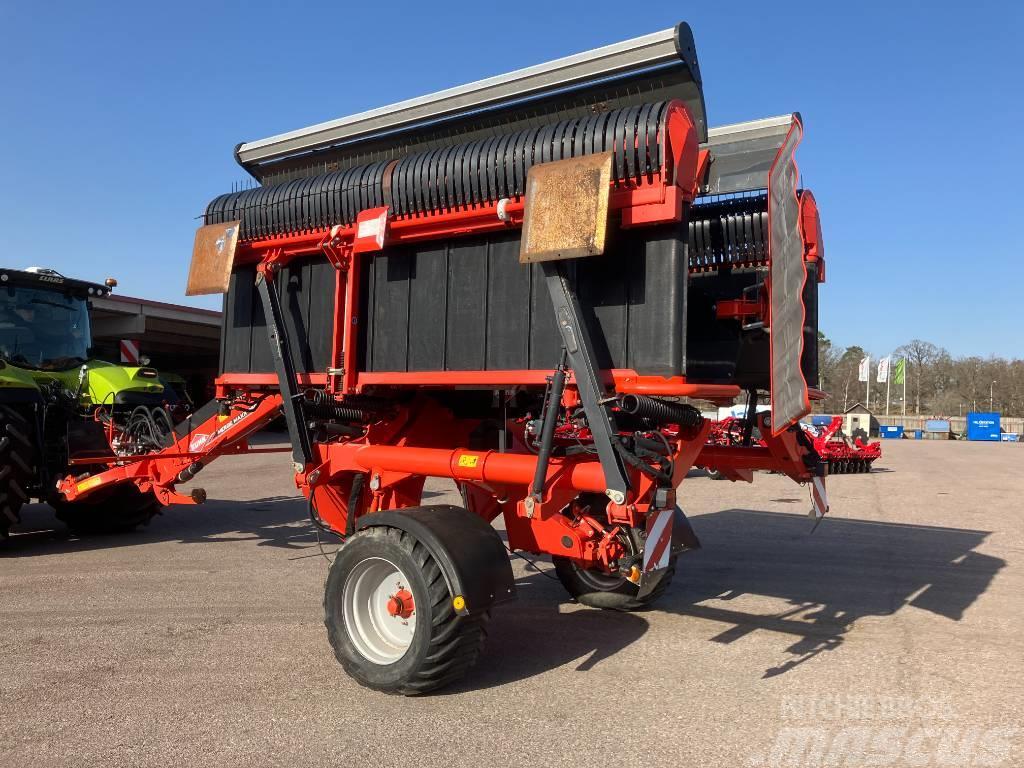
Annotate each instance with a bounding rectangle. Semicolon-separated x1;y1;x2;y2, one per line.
967;412;1001;441
879;426;904;439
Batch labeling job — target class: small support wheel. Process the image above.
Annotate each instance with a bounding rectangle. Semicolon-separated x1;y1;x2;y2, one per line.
324;525;489;695
552;522;676;611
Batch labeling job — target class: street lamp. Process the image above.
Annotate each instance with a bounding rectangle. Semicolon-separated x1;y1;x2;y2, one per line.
991;381;997;412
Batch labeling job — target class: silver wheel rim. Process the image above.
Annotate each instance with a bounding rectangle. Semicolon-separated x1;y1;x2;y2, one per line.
342;557;417;665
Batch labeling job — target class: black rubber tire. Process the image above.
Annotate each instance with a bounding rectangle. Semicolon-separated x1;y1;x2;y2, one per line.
0;404;36;539
553;554;677;611
552;495;677;611
324;525;489;695
53;484;160;535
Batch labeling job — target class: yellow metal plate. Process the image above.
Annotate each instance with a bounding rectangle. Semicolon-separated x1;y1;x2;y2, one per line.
186;221;241;295
519;153;612;264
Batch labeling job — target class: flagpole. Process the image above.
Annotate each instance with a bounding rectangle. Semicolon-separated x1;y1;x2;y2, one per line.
866;361;870;411
886;357;891;416
902;360;906;417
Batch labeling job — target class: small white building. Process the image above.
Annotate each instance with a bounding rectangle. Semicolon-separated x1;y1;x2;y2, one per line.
842;403;879;440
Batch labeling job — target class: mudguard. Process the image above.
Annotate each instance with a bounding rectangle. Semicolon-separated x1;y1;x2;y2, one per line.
357;505;516;616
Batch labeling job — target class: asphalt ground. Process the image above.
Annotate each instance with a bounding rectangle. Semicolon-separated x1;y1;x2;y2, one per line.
2;439;1021;767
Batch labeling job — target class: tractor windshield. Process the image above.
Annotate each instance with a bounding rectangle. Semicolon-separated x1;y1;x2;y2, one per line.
0;286;91;370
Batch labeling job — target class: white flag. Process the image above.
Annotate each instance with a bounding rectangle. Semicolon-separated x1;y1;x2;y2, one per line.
858;356;870;383
877;356;890;383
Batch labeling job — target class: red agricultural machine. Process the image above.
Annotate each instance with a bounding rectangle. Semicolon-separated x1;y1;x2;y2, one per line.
53;23;830;693
804;417;881;474
705;415;879;476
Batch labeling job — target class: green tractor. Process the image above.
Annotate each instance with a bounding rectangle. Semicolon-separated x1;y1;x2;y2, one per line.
0;267;170;538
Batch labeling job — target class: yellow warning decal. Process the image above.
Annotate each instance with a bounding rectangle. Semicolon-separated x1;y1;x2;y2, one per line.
456;454;480;468
76;476;104;494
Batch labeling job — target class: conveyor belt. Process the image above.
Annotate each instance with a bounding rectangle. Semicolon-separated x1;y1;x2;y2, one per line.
206;103;674;240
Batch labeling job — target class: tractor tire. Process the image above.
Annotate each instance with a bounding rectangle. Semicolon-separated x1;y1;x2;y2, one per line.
0;404;36;539
53;483;160;535
324;525;489;695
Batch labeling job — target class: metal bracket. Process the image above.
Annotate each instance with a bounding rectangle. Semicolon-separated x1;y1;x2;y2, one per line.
541;261;630;500
255;267;314;470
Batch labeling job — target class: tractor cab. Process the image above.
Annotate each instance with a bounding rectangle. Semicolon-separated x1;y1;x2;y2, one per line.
0;268;108;372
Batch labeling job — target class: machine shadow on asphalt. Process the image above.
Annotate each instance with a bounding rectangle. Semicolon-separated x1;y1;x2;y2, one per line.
2;499;1004;691
1;488;454;557
664;509;1005;678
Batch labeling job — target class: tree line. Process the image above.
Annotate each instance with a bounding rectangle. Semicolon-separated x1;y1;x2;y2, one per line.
816;335;1024;417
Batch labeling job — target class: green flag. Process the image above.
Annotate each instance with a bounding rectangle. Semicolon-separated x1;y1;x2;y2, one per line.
893;358;906;385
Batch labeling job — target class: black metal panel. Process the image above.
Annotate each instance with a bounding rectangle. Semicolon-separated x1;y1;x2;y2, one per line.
528;261;562;370
407;245;448;371
307;259;336;372
220;265;256;374
220;257;335;375
577;256;628;373
445;239;488;370
248;272;272;374
485;236;531;370
360;226;688;377
685;268;769;387
368;253;411;371
278;260;312;371
626;224;687;377
802;261;820;388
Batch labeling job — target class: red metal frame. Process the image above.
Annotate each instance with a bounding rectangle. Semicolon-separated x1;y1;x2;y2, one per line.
57;392;286;506
56;99;825;577
799;189;825;282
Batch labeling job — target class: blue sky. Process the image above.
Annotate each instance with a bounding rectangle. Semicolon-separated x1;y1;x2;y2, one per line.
1;1;1021;358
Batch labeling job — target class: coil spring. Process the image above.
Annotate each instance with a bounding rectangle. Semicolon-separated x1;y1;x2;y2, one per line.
303;390;370;422
618;395;704;429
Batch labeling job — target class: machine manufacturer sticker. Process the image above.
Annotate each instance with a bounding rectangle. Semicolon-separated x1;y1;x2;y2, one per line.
188;411;251;453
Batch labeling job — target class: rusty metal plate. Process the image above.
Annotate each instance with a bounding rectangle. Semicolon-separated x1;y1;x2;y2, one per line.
520;153;612;264
186;221;241;295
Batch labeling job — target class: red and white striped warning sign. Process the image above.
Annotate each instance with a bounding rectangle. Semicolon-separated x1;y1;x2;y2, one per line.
810;476;829;519
643;507;674;573
120;339;140;364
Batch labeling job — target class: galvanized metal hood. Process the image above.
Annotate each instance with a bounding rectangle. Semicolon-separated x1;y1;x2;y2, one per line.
234;23;706;185
700;114;801;195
